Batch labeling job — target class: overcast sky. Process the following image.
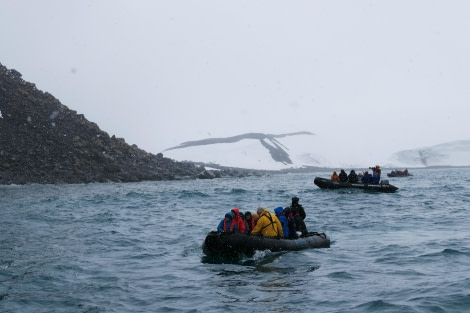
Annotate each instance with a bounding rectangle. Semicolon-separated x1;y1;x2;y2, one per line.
1;1;469;165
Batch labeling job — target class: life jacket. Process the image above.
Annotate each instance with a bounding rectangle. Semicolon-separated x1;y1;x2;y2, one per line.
222;220;232;232
244;219;250;234
259;212;280;238
246;218;255;232
291;204;305;219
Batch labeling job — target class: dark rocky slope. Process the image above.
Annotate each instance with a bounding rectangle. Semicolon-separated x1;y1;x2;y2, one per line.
0;63;258;184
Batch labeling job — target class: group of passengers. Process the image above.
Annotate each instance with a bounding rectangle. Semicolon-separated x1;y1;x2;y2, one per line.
331;165;382;184
390;168;409;176
217;197;309;239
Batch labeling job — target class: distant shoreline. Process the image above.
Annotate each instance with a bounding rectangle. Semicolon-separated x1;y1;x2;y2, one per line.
196;163;470;175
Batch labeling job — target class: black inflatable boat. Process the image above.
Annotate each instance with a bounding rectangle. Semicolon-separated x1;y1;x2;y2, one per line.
387;170;412;177
314;177;398;192
202;231;330;257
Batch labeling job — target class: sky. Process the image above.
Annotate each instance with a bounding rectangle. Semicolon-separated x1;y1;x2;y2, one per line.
1;1;470;166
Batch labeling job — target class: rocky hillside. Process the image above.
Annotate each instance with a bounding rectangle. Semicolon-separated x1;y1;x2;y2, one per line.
0;63;256;184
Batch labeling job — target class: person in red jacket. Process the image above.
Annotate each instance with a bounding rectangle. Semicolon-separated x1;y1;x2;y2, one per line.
230;208;246;233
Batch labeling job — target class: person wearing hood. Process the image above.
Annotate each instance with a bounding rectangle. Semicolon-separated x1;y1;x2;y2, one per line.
339;169;348;182
274;207;289;239
251;207;283;238
231;208;246;233
348;170;358;183
217;212;237;232
288;197;308;236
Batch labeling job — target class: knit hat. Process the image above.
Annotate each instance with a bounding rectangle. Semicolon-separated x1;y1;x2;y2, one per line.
256;207;265;215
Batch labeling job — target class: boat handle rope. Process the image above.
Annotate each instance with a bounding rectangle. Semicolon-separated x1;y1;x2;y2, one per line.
309;232;328;239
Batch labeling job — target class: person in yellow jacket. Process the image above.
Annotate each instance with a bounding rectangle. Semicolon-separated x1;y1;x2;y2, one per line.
250;207;284;238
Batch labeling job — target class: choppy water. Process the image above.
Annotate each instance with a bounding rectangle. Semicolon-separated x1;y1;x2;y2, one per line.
1;168;470;312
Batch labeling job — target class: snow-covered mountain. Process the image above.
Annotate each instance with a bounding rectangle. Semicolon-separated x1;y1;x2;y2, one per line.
163;132;324;171
385;140;470;168
162;133;470;170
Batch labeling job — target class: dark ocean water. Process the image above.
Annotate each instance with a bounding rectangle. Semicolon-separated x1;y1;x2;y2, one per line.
1;168;470;312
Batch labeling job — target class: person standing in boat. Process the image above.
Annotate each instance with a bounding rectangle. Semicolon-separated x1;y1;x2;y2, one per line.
370;165;381;183
288;197;308;237
217;212;237;232
348;170;358;183
230;208;246;233
274;207;289;239
251;207;283;238
372;170;380;184
339;169;348;182
331;171;340;181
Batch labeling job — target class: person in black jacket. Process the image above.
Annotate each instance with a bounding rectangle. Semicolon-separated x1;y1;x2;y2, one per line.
288;197;308;237
348;170;358;183
282;207;298;239
339;169;348;182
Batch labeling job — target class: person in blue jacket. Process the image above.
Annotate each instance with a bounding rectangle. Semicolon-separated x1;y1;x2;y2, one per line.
274;206;289;239
217;212;238;232
372;170;380;184
361;171;372;183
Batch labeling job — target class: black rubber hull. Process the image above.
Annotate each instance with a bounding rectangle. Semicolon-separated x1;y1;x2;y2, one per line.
387;173;412;177
202;231;330;257
314;177;398;192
